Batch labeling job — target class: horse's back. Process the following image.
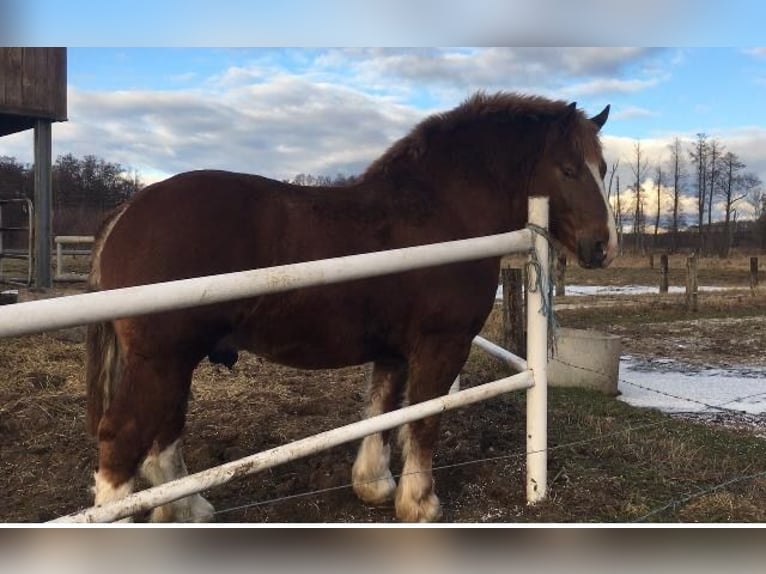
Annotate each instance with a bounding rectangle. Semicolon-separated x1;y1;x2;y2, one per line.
97;170;293;287
93;168;499;369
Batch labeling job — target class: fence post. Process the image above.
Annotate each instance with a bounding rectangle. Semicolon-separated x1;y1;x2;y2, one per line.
649;253;654;269
56;239;63;280
750;257;758;291
501;267;524;358
685;253;698;312
659;254;669;294
555;252;566;297
526;196;548;504
33;119;53;289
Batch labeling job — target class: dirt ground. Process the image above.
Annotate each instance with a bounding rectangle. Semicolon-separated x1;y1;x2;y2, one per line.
0;284;532;523
1;277;765;523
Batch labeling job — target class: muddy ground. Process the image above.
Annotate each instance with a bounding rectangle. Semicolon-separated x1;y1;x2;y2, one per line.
1;283;765;523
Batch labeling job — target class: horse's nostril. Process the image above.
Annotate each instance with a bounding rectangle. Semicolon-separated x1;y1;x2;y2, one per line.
592;241;608;266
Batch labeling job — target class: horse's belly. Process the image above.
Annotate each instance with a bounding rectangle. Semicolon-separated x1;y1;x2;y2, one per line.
236;331;372;370
231;301;379;370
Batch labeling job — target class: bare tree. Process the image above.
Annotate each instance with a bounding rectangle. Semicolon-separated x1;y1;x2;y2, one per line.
630;141;649;253
706;139;724;253
718;152;762;257
653;163;663;249
606;160;622;251
718;151;743;258
746;186;763;221
667;137;685;252
688;133;708;252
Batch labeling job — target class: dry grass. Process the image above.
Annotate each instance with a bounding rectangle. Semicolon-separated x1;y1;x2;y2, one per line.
504;251;765;287
1;252;766;523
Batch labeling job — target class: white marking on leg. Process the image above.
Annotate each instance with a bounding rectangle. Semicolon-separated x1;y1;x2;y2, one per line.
352;434;396;504
586;160;618;266
352;367;397;504
93;470;135;523
140;439;214;523
395;425;442;523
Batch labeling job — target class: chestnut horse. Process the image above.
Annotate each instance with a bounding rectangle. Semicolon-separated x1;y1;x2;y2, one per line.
86;92;615;522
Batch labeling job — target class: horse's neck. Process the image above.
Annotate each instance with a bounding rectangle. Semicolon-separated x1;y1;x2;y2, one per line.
422;165;530;235
419;132;540;234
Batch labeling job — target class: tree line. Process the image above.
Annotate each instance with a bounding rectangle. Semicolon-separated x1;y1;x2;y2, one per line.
0;153;142;210
283;172;360;186
0;155;361;239
0;153;143;240
3;148;762;258
610;135;763;258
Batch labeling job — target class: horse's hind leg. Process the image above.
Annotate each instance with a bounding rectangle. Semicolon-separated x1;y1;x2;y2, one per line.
136;356;213;522
139;400;213;522
395;336;472;522
93;355;172;521
352;359;407;505
94;354;211;522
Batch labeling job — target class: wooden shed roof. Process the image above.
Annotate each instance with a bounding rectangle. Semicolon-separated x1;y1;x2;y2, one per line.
0;48;67;137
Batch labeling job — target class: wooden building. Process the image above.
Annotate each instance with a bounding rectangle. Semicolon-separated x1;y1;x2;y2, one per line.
0;48;68;288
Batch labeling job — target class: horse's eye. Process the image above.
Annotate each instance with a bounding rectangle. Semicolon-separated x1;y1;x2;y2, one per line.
561;164;577;178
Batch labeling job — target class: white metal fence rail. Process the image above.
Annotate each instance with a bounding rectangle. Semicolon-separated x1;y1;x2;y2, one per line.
0;197;550;523
54;235;94;281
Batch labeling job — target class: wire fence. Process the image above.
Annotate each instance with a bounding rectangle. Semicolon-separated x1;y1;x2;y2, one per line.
7;243;765;522
200;350;765;523
22;331;763;523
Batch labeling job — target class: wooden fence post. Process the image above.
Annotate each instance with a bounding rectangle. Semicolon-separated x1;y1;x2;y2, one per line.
501;266;525;358
750;257;758;291
685;253;698;312
659;254;669;293
555;253;566;297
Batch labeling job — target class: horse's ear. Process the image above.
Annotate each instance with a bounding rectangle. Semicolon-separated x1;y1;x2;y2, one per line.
568;102;578;113
590;105;610;131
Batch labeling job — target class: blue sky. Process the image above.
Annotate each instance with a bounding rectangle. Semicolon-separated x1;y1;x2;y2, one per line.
61;47;766;140
7;0;766;47
0;3;765;222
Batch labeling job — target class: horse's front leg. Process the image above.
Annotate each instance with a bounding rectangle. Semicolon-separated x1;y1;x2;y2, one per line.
352;360;407;505
395;335;472;522
141;438;214;523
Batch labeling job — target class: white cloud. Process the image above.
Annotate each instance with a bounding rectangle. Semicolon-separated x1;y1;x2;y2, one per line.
44;81;423;183
169;72;198;83
307;48;665;105
613;106;659;121
1;47;763;226
562;77;663;97
3;48;666;184
744;47;766;58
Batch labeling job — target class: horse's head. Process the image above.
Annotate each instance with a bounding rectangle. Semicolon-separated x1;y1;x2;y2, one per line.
535;102;617;269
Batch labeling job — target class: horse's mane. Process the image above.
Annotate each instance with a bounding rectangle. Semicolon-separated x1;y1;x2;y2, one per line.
363;91;599;179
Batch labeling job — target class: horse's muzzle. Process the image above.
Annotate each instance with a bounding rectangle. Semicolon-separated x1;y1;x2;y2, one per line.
576;237;611;269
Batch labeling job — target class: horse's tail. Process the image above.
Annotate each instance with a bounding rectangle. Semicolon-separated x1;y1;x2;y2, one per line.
85;320;123;436
85;203;129;436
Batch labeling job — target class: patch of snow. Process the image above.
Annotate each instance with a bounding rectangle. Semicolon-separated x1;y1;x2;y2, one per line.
618;356;766;415
495;284;730;299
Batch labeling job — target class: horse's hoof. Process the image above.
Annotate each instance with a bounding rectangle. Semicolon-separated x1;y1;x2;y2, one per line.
352;471;397;505
187;495;215;523
149;494;215;523
395;491;442;523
